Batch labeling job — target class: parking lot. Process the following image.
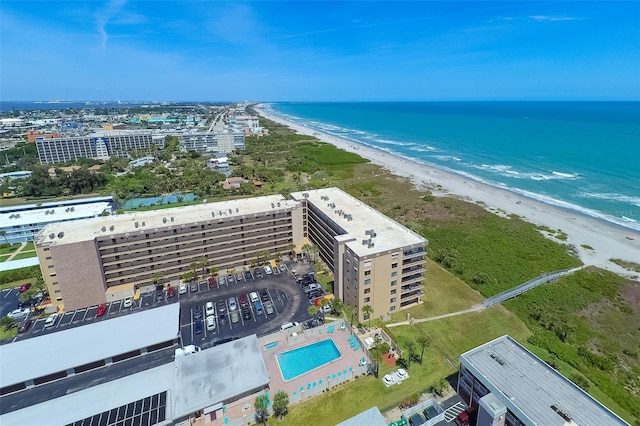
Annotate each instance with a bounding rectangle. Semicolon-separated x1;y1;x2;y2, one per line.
2;262;319;348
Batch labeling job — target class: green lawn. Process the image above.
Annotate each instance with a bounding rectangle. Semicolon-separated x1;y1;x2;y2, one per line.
0;326;17;340
0;244;20;255
0;254;11;263
11;251;38;261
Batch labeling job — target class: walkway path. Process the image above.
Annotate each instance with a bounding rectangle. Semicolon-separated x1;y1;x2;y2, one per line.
5;242;28;262
386;267;582;328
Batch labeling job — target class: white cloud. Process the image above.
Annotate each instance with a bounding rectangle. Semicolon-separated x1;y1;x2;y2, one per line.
96;0;128;50
529;15;583;22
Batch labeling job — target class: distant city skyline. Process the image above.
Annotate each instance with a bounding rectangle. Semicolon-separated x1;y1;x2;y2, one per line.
2;1;639;101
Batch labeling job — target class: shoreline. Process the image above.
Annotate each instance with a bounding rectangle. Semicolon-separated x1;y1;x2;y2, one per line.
255;104;640;279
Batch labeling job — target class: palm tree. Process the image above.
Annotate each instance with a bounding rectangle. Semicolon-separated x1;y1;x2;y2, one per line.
198;257;208;278
151;272;164;290
416;335;430;365
272;390;289;420
209;266;219;277
369;341;390;378
189;262;199;282
181;271;194;282
286;243;296;259
308;304;319;321
308;244;320;263
254;394;269;425
302;244;312;262
0;231;7;245
361;304;373;327
331;297;344;316
406;341;416;367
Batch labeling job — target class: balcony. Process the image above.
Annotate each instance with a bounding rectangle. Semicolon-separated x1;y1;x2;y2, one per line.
401;273;424;284
402;265;425;275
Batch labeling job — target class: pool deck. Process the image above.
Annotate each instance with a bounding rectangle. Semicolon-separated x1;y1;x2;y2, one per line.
259;321;367;397
201;321;368;426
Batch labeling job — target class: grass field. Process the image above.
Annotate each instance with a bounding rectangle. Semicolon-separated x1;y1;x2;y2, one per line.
11;251;38;261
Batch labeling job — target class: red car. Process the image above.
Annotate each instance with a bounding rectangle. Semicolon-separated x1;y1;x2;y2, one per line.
239;293;249;308
208;277;217;288
19;283;31;293
96;304;107;317
167;287;176;298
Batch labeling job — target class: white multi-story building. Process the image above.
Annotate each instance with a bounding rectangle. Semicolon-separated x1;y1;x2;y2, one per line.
180;131;245;153
36;131;163;163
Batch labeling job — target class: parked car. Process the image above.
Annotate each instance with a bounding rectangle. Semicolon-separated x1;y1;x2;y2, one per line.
18;319;33;333
230;310;240;324
263;265;273;275
227;275;235;284
19;283;31;293
255;269;263;278
236;273;243;281
193;307;203;320
239;293;249;308
244;271;252;280
179;284;188;294
205;301;215;317
242;308;252;320
219;276;227;285
254;301;264;316
167;287;176;298
264;301;274;315
228;297;237;311
208;277;217;288
123;297;133;308
194;320;203;334
217;300;227;314
156;292;165;303
206;316;216;331
279;264;286;271
44;313;58;328
259;290;270;302
96;304;107;317
190;282;198;293
6;308;30;320
219;313;228;326
249;291;259;303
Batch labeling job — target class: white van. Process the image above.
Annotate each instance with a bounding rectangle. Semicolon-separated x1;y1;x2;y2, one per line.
280;321;300;331
264;265;273;275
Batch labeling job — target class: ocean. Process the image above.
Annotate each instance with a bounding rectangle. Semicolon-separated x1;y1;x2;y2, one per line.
266;102;640;232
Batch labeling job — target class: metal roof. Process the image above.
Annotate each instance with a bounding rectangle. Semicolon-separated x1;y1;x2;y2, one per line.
1;201;111;228
459;335;628;426
0;334;269;426
0;304;180;388
336;406;388;426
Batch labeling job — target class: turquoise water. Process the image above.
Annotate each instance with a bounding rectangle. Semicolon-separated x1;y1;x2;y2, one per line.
268;102;640;231
122;193;196;209
264;341;280;350
276;339;341;381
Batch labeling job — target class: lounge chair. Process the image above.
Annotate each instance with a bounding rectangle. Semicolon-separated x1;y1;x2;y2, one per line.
339;321;346;331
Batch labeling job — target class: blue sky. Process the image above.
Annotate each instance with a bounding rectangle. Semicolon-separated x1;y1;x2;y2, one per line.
2;1;639;101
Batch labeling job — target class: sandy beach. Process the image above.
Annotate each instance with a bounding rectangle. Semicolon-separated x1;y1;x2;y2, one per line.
255;105;640;279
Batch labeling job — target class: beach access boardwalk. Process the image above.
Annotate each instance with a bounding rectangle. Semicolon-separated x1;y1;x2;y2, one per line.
387;267;582;328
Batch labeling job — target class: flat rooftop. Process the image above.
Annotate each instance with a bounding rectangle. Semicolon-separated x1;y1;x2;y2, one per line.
1;201;111;228
291;188;426;257
36;194;301;246
336;406;388;426
0;303;180;388
0;335;268;426
459;335;628;426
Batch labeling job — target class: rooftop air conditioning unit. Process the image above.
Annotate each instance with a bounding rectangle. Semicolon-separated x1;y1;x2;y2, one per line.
70;207;74;211
141;221;145;226
236;208;239;213
171;217;174;222
110;225;114;231
101;227;106;232
163;218;167;223
57;232;64;238
49;233;55;240
229;209;232;214
135;222;139;228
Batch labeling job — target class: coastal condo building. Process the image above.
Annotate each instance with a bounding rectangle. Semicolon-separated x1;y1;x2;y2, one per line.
35;188;427;319
35;131;164;163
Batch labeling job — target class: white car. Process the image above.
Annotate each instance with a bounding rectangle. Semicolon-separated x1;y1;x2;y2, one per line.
397;368;408;378
7;308;30;320
383;374;395;385
206;315;216;331
205;301;215;317
44;313;58;328
123;297;133;308
249;291;259;303
179;284;188;294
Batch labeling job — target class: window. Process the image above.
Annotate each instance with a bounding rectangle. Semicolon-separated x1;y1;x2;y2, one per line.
364;270;372;276
54;290;61;294
391;271;397;277
364;288;371;294
364;279;371;285
52;282;58;286
390;306;396;311
391;280;397;286
390;297;396;303
45;256;52;260
364;297;370;303
364;260;372;267
392;253;399;260
391;289;396;295
47;265;54;269
391;263;398;268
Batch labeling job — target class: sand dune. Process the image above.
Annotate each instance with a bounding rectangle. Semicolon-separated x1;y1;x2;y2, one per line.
255;105;640;279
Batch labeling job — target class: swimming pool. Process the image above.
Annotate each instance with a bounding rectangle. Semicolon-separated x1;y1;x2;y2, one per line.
276;339;341;381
